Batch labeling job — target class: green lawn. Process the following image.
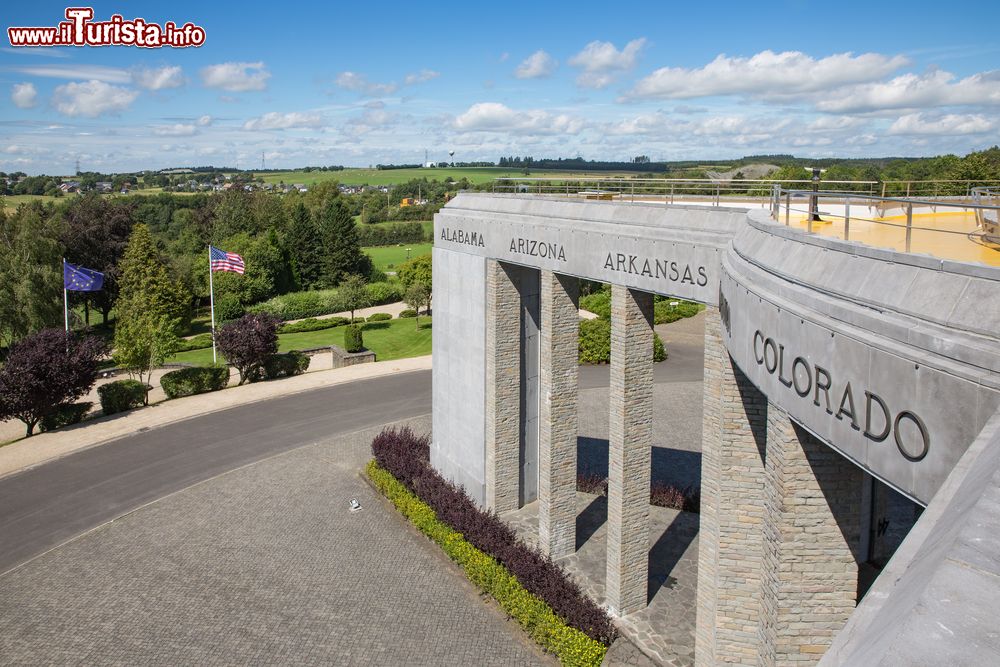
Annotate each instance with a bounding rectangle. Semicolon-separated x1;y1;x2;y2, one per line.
167;317;432;366
364;243;433;270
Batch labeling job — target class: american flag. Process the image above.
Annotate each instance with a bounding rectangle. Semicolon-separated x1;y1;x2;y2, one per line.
210;245;245;274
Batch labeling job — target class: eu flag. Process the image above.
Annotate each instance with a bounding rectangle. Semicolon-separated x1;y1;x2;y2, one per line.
64;261;104;292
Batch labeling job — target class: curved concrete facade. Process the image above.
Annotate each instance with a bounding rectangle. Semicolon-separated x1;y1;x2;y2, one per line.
431;193;1000;664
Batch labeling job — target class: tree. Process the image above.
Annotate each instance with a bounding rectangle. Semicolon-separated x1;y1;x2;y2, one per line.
286;202;324;289
319;197;371;285
113;224;190;403
0;329;106;436
212;230;294;309
214;313;279;385
339;274;370;322
397;253;432;291
0;203;65;348
404;283;430;328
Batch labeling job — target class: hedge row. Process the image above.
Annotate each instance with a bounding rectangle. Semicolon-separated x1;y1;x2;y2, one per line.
278;317;349;334
248;282;402;321
370;426;615;646
575;473;701;514
579;290;703;325
161;366;229;399
355;221;425;246
39;402;91;432
366;460;607;666
259;351;310;379
579;319;666;364
98;379;146;414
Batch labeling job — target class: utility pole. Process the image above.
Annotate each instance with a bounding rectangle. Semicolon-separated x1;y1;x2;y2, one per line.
261;151;265;170
75;157;80;175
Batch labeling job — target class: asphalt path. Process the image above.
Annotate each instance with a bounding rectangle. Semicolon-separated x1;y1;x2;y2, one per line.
0;369;431;574
0;314;704;575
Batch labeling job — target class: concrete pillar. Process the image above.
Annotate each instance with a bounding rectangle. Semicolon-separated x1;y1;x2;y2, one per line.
538;271;579;559
696;307;769;666
485;260;521;512
758;404;863;666
606;285;654;617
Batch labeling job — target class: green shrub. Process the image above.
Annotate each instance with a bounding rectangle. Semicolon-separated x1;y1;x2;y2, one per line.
260;351;310;379
579;319;667;364
39;402;92;432
175;333;213;352
278;317;348;334
367;312;392;322
399;309;417;318
367;461;608;667
344;324;364;353
654;299;702;324
160;366;229;399
214;293;244;322
579;290;611;320
98;379;146;415
355;221;424;246
366;281;402;305
367;267;389;283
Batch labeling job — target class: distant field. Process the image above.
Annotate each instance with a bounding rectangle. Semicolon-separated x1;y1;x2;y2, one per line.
2;194;60;210
256;167;644;187
364;243;433;270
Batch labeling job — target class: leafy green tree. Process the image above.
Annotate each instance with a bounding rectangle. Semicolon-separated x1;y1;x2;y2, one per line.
212;230;294;308
397;253;432;292
319;197;371;285
338;274;370;321
404;283;430;328
286;202;325;289
113;224;190;402
0;203;64;348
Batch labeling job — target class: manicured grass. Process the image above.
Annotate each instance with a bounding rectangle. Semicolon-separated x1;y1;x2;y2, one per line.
364;243;433;270
367;218;433;238
2;194;61;210
167;317;431;366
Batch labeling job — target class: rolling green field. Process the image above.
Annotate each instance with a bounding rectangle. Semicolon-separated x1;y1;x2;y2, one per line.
256;167;642;187
167;317;432;366
364;243;433;270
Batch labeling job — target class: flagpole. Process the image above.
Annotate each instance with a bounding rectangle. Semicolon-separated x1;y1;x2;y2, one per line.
209;246;217;364
63;258;69;334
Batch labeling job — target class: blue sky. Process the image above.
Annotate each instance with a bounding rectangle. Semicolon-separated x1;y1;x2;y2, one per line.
2;0;1000;174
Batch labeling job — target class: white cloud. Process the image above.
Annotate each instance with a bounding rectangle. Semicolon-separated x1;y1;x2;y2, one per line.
10;64;131;83
132;65;184;91
336;71;398;96
568;38;646;88
888;113;996;136
454;102;584;135
404;69;440;85
152;124;197;136
499;52;510;63
197;115;213;126
243;111;324;130
515;50;557;79
817;69;1000;113
11;82;37;109
627;50;908;100
200;62;270;92
52;80;138;117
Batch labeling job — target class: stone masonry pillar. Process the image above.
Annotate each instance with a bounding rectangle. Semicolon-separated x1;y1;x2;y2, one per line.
485;260;521;512
696;307;769;666
758;404;863;666
538;271;579;559
606;284;654;617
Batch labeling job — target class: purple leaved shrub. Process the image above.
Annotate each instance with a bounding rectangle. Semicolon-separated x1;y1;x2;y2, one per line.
372;426;616;645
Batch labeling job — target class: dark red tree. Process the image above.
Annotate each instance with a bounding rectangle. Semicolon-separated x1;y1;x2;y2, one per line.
214;313;279;385
0;328;107;436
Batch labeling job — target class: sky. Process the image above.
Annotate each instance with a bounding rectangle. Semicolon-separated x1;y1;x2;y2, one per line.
2;0;1000;175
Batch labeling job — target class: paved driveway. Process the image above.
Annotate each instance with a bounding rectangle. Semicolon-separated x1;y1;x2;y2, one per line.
0;419;550;666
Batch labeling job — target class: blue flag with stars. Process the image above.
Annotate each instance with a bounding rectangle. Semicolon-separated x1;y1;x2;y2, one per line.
64;261;104;292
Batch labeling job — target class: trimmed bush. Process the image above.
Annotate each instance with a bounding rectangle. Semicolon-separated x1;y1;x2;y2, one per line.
248;283;403;321
367;312;392;322
39;402;92;432
175;333;213;352
344;324;364;353
654;299;703;325
579;318;667;364
214;292;245;322
367;460;608;666
278;317;348;334
579;290;611;320
161;366;229;399
260;351;310;379
371;427;616;646
399;309;417;318
98;379;146;415
366;281;402;305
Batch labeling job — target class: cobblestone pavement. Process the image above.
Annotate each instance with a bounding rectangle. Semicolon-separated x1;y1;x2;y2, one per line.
0;418;553;666
507;493;699;667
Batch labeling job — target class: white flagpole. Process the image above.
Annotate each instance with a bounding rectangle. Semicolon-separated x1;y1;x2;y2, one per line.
209;246;217;364
63;258;69;334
